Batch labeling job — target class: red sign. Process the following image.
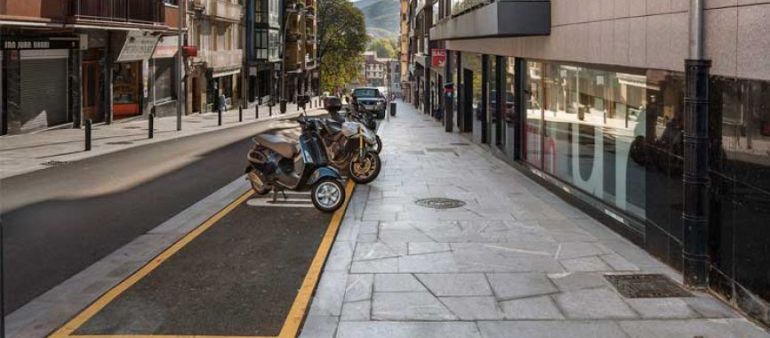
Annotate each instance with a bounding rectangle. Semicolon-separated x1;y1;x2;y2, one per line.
431;49;446;68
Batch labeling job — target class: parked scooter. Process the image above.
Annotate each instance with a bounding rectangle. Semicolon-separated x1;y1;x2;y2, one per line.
245;114;346;212
308;117;382;184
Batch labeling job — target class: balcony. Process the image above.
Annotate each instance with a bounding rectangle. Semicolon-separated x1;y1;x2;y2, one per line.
0;0;67;23
199;49;243;71
67;0;164;26
199;0;241;22
430;0;550;40
163;3;178;28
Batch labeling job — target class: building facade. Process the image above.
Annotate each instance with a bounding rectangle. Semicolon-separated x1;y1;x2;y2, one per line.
361;51;389;87
405;0;770;327
188;0;243;114
1;0;182;134
244;0;282;106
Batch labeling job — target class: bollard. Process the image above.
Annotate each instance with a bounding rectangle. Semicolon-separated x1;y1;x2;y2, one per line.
149;106;156;139
149;113;155;139
239;106;243;122
255;104;259;119
84;119;92;151
269;105;273;117
218;108;223;126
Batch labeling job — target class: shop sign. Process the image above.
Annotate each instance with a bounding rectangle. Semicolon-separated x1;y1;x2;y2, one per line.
1;36;79;50
152;36;178;59
431;49;446;68
117;31;160;62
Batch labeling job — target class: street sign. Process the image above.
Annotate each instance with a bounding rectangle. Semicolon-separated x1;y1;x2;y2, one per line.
431;48;446;68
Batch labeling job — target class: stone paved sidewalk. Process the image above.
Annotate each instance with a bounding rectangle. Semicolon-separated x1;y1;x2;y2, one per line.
0;99;319;179
300;101;770;338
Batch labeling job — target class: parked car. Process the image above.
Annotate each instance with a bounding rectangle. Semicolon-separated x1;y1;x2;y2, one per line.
352;87;386;119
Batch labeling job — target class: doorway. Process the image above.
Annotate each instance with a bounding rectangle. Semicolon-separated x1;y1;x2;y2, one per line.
82;61;102;122
463;68;473;133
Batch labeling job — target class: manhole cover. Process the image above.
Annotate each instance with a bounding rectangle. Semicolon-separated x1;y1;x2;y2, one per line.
41;160;70;167
123;126;141;129
415;198;466;209
605;274;692;298
405;150;424;155
106;141;134;145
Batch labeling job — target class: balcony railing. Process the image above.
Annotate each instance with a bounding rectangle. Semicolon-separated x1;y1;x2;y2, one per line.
68;0;163;25
199;49;243;70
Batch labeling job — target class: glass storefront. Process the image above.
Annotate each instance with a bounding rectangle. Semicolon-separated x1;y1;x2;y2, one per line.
461;52;483;143
525;60;647;223
709;76;770;303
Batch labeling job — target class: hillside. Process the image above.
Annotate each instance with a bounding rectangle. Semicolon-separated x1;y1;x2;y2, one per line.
353;0;400;40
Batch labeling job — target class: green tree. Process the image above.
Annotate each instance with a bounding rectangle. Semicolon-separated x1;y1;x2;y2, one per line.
368;37;397;59
318;0;369;92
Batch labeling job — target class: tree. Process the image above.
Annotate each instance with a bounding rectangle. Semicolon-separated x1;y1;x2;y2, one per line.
318;0;369;92
368;37;397;59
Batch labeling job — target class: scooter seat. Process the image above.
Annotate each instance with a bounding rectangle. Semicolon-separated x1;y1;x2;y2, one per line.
254;133;298;159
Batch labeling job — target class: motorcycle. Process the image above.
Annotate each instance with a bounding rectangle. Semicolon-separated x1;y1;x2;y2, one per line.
245;114;346;213
309;117;382;184
336;107;382;153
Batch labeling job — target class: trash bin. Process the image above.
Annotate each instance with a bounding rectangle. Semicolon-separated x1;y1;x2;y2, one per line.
390;102;396;117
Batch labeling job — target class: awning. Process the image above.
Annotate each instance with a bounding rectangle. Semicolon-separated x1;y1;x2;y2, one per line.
152;36;178;59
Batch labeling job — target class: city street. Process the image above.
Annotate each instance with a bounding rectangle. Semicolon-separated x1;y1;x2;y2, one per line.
1;101;769;338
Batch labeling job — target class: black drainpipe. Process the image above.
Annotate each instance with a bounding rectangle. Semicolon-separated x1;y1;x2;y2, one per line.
683;0;711;289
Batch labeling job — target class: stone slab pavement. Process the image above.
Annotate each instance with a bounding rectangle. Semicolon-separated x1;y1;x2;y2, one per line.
0;99;320;180
299;100;770;338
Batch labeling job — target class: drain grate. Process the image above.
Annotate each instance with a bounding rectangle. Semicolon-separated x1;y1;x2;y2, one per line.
405;150;424;155
415;198;466;209
605;274;692;298
41;160;70;167
106;141;134;145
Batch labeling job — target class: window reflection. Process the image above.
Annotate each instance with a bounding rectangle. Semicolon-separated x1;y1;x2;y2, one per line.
526;61;647;222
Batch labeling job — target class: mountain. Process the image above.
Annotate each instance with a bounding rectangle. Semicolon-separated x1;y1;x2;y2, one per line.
353;0;400;40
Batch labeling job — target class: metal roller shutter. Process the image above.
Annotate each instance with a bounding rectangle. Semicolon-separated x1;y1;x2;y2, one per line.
20;55;68;132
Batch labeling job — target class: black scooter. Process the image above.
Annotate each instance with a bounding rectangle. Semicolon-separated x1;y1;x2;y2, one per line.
245;115;346;212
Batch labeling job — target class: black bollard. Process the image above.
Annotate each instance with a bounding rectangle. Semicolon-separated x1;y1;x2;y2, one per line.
269;105;272;117
149;106;156;139
85;119;92;151
239;106;243;122
149;113;155;139
218;108;223;126
255;104;259;119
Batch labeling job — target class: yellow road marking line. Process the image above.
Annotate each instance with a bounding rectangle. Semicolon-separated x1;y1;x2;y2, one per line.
50;180;356;338
49;190;255;338
278;180;356;338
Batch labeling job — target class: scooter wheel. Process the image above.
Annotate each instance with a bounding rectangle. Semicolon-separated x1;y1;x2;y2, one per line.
311;178;346;213
349;151;381;184
247;168;272;195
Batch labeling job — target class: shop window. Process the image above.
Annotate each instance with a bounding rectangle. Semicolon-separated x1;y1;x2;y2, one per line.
526;60;647;222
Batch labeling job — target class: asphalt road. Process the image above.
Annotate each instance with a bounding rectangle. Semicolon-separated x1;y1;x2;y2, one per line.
75;198;331;336
0;117;302;313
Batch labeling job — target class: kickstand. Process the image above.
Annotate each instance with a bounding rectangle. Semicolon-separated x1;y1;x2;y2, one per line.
272;188;288;203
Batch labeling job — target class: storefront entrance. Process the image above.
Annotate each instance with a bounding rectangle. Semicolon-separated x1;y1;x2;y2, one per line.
112;61;142;119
